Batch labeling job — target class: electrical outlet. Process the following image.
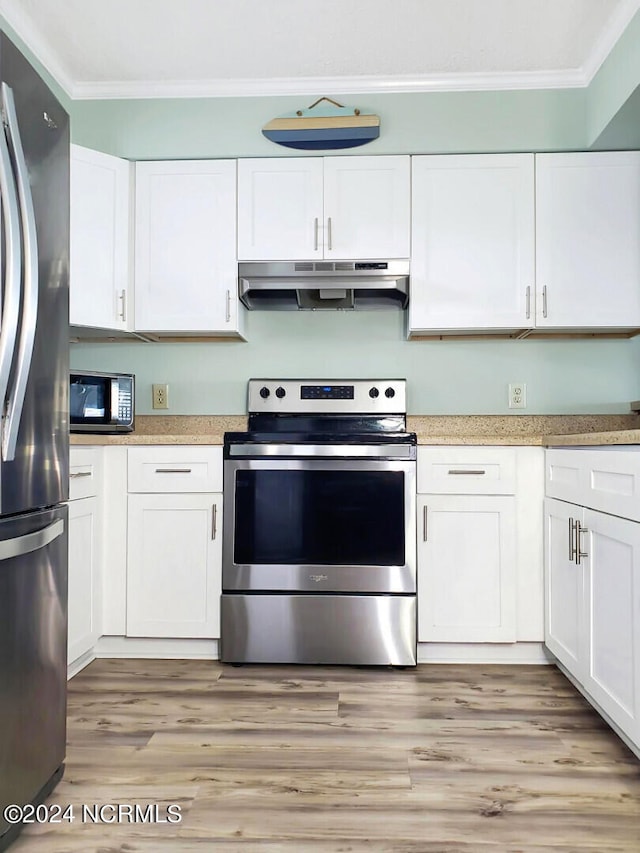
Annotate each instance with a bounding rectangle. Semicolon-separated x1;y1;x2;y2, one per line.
152;383;169;410
508;382;526;409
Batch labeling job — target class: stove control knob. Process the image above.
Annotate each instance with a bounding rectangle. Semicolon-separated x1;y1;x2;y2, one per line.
369;387;380;399
259;386;270;399
385;387;396;399
275;386;286;399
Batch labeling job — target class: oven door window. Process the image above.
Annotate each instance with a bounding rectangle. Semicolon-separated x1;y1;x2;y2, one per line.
234;468;405;566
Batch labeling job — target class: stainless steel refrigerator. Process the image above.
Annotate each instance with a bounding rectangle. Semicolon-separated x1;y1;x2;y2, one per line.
0;34;69;853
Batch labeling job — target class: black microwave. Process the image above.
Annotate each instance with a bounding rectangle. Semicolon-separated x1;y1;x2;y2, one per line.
70;370;135;433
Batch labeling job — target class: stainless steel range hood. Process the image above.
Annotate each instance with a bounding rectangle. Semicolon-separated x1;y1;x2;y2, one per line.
238;261;410;310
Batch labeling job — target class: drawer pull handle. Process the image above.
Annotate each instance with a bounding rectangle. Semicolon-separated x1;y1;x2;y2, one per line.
70;471;92;478
447;469;486;475
575;519;588;565
154;468;192;474
569;517;576;561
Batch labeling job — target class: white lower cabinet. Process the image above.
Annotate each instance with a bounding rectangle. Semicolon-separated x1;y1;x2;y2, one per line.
68;497;102;663
545;497;583;676
126;447;223;639
127;494;222;638
67;448;103;666
417;494;516;642
587;508;640;741
416;447;542;646
545;450;640;753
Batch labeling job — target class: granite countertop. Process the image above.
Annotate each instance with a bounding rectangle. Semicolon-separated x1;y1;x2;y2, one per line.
69;414;640;447
542;429;640;446
69;416;246;446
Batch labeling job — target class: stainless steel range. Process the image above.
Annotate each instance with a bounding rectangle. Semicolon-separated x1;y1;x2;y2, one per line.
221;379;417;666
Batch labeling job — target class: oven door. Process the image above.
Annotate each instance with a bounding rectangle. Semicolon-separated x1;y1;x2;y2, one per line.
223;455;416;594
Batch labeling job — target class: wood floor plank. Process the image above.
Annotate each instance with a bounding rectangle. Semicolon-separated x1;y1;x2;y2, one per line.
9;659;640;853
179;787;640;848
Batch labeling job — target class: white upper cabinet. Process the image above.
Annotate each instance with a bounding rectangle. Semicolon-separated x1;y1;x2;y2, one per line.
322;156;411;259
535;152;640;330
135;160;243;335
237;155;410;260
237;158;323;260
70;145;132;331
409;154;535;334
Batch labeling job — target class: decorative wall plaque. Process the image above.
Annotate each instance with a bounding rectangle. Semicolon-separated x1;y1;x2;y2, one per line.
262;97;380;150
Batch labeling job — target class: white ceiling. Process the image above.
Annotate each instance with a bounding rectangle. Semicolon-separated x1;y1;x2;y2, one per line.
1;0;639;99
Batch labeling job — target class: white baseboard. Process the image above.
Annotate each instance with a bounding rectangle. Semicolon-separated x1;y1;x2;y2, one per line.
91;637;549;666
95;635;220;659
417;641;552;664
67;649;96;679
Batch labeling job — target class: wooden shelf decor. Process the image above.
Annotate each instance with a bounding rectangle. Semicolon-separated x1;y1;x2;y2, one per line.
262;97;380;150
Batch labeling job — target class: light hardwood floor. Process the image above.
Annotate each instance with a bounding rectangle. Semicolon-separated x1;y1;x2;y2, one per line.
10;659;640;852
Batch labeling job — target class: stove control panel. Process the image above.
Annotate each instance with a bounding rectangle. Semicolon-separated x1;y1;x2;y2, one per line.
248;379;406;414
301;385;354;400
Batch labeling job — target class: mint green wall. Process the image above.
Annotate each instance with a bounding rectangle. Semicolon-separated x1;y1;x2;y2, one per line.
69;89;588;159
71;314;640;416
587;9;640;146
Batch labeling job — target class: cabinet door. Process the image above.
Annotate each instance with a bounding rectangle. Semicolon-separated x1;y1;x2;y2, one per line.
536;152;640;329
70;145;131;330
237;158;323;260
417;495;516;642
127;493;222;638
584;509;640;741
544;498;585;678
410;154;534;332
135;161;239;333
67;496;102;664
323;155;410;259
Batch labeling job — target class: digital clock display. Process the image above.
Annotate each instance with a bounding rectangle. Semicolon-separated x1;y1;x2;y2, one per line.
300;385;354;400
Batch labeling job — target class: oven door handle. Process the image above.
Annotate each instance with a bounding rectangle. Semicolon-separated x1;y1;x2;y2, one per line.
227;443;415;459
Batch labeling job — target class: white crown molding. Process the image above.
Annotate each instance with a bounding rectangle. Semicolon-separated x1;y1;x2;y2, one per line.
0;0;74;96
582;0;640;81
69;69;590;101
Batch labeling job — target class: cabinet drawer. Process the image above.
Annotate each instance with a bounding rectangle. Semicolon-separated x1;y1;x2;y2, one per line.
128;447;222;493
546;448;640;522
417;447;516;494
69;447;101;500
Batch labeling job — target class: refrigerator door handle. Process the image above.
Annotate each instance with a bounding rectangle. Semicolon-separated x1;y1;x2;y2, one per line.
0;98;22;431
1;83;39;462
0;518;64;562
